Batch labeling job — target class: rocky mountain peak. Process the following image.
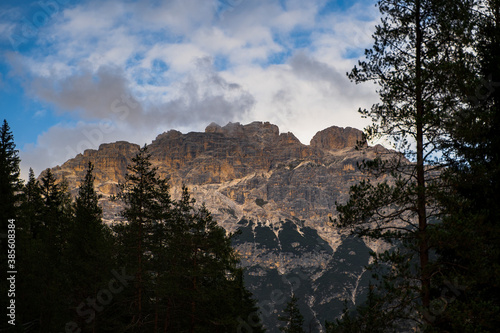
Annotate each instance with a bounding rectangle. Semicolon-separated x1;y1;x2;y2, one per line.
50;121;391;237
310;125;366;150
46;120;398;333
154;129;183;142
205;121;280;145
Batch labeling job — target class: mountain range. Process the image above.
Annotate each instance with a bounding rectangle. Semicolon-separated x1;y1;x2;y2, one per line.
47;121;396;332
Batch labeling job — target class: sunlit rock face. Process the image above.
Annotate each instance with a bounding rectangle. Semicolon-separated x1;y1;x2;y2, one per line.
310;125;367;150
49;121;396;332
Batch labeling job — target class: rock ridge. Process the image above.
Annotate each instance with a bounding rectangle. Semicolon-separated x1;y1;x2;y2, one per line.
49;121;391;234
310;125;366;150
46;120;399;333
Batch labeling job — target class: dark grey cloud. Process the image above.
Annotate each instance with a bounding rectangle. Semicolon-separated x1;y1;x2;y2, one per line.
25;58;255;130
6;0;380;180
31;65;137;120
289;51;346;87
13;54;255;179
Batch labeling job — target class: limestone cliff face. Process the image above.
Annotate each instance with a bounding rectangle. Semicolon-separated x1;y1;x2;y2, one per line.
49;121;396;332
52;141;139;195
310;125;366;150
51;121;388;234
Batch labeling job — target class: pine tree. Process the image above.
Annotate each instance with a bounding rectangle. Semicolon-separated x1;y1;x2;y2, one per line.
0;119;21;225
278;295;305;333
39;168;73;260
0;119;21;331
65;161;115;332
114;146;264;332
113;144;173;331
428;0;500;330
18;169;44;238
15;168;45;330
37;168;73;331
335;0;475;329
164;187;264;332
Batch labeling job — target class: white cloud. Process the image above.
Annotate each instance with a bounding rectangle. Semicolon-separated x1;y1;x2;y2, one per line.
19;120;133;180
221;50;378;144
10;0;382;178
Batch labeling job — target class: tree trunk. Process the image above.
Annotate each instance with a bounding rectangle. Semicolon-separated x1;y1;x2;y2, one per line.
136;212;143;330
164;297;172;332
415;0;431;313
190;248;198;333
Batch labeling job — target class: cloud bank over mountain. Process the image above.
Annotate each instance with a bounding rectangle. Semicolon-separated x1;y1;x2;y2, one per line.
0;0;379;179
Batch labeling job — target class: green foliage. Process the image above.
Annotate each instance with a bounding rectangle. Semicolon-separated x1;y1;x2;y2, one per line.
278;295;305;333
15;169;45;330
18;168;44;238
425;1;500;331
11;167;75;331
334;0;500;332
326;285;397;333
65;162;116;332
335;0;476;330
0;119;21;224
112;144;173;331
39;168;73;260
113;144;264;332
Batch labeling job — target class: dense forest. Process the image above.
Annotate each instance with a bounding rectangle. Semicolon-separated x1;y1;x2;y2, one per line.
329;0;500;331
0;135;265;332
1;0;500;332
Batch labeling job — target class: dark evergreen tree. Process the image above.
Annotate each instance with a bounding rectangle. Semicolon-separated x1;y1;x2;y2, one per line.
39;168;72;260
113;144;173;331
335;0;475;329
0;119;21;227
326;286;393;333
165;187;258;333
428;0;500;331
36;168;73;331
0;119;21;332
18;169;44;238
15;168;45;331
278;295;305;333
65;161;116;332
113;145;264;332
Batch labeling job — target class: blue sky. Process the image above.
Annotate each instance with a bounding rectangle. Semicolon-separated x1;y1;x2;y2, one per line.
0;0;379;179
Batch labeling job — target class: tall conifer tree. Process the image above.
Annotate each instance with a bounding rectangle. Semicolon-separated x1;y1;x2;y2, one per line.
113;144;172;331
37;168;73;331
0;119;21;331
15;168;45;330
66;161;115;332
0;119;21;224
335;0;474;329
114;146;264;332
430;0;500;330
279;295;305;333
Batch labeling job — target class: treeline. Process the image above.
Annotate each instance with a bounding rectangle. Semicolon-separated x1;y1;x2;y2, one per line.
0;124;264;333
327;0;500;332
